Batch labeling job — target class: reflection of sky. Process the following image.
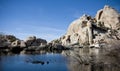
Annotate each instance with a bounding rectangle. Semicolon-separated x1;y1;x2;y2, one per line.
0;0;120;41
0;54;68;71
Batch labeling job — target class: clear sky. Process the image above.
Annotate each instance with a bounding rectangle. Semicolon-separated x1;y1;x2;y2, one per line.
0;0;120;41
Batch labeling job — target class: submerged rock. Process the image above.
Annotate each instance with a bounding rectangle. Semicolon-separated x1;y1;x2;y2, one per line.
31;61;45;65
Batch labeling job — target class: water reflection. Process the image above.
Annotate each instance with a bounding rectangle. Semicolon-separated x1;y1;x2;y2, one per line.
0;47;120;71
62;47;120;71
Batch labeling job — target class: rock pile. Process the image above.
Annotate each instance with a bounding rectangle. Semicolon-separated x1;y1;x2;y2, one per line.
0;35;69;55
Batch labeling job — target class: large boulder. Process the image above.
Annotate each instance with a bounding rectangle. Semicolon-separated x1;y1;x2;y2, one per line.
20;40;26;48
11;40;26;48
11;40;21;47
0;34;17;48
5;35;18;43
95;5;120;30
25;36;36;46
32;38;47;46
52;43;66;50
25;36;47;47
0;35;9;47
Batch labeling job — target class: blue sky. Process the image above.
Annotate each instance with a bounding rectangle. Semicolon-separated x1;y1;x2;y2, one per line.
0;0;120;41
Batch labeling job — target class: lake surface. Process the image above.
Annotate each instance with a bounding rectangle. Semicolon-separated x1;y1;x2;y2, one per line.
0;54;69;71
0;48;120;71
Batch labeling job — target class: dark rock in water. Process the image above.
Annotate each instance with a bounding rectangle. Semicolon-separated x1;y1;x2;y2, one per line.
24;58;45;65
46;61;49;64
52;44;65;50
31;60;45;65
10;46;23;54
25;59;45;65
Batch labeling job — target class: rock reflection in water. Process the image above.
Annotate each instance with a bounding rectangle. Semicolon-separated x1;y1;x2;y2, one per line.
62;47;120;71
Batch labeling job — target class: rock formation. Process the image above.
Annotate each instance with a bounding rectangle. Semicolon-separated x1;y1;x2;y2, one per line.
0;34;18;47
0;35;69;55
52;5;120;47
0;35;48;55
59;15;93;46
11;40;26;48
96;5;120;30
25;36;47;47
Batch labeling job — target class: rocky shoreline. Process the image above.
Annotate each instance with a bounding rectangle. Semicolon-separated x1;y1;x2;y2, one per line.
0;35;70;55
1;5;120;56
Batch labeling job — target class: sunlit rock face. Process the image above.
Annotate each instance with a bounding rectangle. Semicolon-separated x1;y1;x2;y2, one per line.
60;15;94;46
52;5;120;47
95;5;120;30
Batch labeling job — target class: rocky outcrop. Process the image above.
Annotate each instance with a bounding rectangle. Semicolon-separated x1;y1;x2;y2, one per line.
25;36;47;47
95;5;120;30
0;35;70;55
0;35;48;55
0;34;9;47
55;15;98;46
52;5;120;48
0;34;18;48
11;40;26;48
60;15;93;46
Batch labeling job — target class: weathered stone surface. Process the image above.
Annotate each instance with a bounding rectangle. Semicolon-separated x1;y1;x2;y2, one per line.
11;40;26;48
20;40;26;48
59;14;94;46
95;5;120;30
11;40;20;47
52;5;120;48
0;34;18;47
52;43;65;50
32;38;47;46
25;36;47;47
25;36;36;46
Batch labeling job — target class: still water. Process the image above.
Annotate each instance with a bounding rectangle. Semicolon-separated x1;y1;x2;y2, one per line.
0;48;120;71
0;54;68;71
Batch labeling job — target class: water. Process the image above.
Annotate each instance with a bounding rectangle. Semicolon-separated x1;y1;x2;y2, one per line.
0;48;120;71
62;48;120;71
0;54;68;71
